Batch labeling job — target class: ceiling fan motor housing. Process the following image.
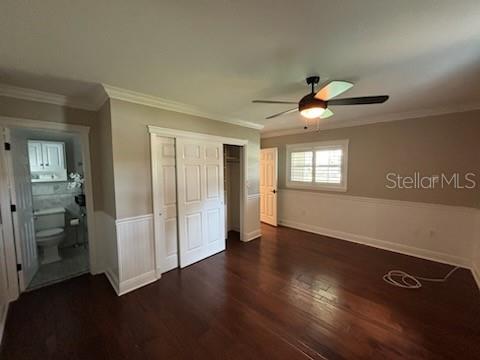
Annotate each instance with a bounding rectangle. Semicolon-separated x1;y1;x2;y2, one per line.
298;93;326;112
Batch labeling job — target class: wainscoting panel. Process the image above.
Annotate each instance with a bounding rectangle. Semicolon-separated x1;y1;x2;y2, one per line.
0;304;8;346
116;214;157;295
245;194;261;241
278;189;477;267
94;211;119;294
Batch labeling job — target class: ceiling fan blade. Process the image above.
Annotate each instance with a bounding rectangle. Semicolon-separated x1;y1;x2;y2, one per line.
327;95;389;106
315;81;353;101
266;108;298;119
252;100;297;104
320;108;334;119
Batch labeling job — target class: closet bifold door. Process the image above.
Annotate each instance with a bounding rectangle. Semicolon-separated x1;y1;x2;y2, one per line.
154;136;179;273
175;137;225;268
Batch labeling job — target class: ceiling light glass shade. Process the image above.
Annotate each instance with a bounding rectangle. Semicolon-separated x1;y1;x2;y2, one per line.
300;107;325;119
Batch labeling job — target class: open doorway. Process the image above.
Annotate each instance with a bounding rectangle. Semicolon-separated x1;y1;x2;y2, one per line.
3;127;89;291
224;144;241;242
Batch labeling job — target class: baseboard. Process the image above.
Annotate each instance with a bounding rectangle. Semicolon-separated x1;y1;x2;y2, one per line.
118;270;157;296
0;303;9;346
472;264;480;290
243;229;262;242
279;219;471;268
104;268;120;295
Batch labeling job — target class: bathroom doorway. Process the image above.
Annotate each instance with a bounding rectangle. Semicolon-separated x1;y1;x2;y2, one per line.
2;127;90;291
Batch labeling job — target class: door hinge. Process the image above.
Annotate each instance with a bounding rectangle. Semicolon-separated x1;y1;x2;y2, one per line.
17;264;22;271
10;204;16;212
4;142;11;151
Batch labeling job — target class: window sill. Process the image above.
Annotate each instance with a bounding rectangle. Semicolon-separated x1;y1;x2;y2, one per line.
286;182;347;192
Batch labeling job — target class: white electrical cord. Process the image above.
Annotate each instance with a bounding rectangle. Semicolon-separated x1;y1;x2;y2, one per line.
383;266;460;289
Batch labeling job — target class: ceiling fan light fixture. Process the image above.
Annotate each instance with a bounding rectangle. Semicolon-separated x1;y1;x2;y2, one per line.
300;107;325;119
298;93;326;119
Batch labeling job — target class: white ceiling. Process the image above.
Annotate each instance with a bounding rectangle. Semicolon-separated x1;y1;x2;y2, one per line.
1;0;480;134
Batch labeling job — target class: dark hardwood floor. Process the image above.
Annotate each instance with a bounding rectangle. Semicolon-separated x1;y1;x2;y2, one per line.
1;224;479;359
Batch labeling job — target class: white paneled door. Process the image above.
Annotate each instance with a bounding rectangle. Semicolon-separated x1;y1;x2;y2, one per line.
8;130;38;290
260;148;278;226
176;138;225;268
154;136;179;273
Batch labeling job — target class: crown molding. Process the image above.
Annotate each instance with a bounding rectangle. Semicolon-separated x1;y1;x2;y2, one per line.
103;84;264;130
261;101;480;138
0;83;106;111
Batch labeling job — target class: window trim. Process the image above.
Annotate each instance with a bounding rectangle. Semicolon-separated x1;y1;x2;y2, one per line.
286;139;349;192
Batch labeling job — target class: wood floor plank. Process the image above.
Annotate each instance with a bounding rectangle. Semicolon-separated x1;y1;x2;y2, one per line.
1;225;479;359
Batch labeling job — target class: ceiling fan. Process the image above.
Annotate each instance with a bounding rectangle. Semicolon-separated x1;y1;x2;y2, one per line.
252;76;389;122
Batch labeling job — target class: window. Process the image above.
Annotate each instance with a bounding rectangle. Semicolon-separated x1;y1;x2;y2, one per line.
286;140;348;191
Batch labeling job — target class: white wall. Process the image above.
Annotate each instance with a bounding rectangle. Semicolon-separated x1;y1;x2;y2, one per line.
278;189;477;267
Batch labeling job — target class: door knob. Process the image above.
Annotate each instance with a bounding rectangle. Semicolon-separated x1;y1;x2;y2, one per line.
272;189;277;194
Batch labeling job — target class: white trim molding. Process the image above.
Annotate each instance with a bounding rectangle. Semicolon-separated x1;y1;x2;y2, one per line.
105;84;263;130
104;268;120;295
118;270;157;296
245;229;262;242
0;83;107;111
261;102;480;138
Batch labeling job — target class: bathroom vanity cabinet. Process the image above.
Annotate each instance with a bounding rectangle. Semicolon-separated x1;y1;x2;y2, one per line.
28;141;67;182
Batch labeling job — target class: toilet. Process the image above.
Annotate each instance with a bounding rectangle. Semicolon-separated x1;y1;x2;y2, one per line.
34;207;66;264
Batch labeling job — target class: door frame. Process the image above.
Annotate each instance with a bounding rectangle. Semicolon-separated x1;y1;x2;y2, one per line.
149;126;248;274
0;116;98;299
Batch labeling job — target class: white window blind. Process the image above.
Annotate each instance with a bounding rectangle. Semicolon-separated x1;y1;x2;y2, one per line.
290;151;313;182
286;140;348;191
315;149;342;184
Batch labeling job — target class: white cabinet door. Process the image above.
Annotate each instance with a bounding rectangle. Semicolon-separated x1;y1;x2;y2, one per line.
28;141;44;172
260;148;278;226
154;136;179;273
176;138;225;268
42;142;65;171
